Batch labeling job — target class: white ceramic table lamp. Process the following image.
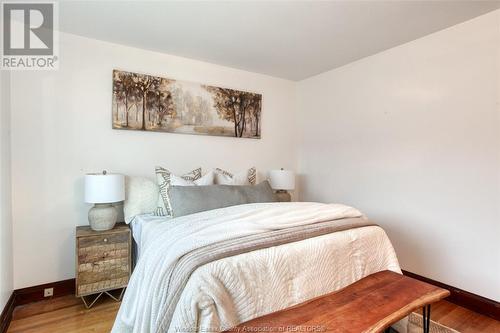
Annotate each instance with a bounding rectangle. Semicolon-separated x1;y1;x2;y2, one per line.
269;168;295;202
84;171;125;231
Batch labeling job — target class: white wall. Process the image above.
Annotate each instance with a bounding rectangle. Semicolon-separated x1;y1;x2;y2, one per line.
298;10;500;301
0;70;13;308
8;9;500;302
10;33;298;288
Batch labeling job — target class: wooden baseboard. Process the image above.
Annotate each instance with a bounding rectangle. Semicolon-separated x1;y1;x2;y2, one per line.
13;278;75;306
0;278;75;333
402;270;500;321
0;293;15;333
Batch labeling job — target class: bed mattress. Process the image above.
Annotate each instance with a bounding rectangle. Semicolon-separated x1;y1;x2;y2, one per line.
116;203;402;333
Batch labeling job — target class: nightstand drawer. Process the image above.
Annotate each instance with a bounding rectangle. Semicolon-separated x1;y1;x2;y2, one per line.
78;276;129;296
78;233;128;248
77;241;129;264
77;257;129;295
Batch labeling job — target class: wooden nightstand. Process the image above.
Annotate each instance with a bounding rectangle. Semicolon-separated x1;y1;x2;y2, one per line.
274;190;291;202
75;223;131;308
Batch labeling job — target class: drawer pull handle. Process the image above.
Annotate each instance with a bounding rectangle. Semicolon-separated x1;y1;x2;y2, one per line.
103;238;108;243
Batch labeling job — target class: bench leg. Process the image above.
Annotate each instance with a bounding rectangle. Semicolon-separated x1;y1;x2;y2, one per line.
422;304;431;333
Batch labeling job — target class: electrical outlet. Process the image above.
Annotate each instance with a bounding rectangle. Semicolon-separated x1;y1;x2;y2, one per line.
44;288;54;297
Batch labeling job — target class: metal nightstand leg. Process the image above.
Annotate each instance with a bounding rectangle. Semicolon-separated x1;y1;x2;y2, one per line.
105;287;126;302
81;293;103;309
80;288;126;309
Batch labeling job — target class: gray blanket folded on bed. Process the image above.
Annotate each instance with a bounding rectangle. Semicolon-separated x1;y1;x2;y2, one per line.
157;216;376;332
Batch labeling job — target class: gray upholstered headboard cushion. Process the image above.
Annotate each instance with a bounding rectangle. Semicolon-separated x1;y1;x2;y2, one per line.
169;181;276;218
123;176;159;223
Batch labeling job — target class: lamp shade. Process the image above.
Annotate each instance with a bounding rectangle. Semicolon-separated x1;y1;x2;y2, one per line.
268;169;295;191
84;173;125;204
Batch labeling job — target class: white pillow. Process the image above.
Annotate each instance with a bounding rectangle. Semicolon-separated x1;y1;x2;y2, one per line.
214;167;256;185
193;171;215;185
172;171;214;186
155;167;214;216
123;176;159;223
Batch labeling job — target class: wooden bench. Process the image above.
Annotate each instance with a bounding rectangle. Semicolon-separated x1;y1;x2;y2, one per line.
225;270;449;333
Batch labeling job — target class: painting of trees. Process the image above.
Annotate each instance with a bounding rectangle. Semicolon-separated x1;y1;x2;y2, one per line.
112;69;262;139
204;87;261;138
113;71;137;127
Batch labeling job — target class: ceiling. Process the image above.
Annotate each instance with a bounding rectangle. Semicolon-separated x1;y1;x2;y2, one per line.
58;1;500;81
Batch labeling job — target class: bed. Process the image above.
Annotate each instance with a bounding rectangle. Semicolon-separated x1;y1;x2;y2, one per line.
112;197;403;333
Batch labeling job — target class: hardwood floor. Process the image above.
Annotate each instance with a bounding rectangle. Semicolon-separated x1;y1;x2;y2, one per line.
7;295;119;333
6;296;500;333
417;301;500;333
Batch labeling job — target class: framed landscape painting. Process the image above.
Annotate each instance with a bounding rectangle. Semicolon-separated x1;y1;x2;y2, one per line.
112;70;262;138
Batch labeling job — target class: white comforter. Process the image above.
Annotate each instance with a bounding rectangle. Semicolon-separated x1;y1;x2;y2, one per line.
113;202;402;333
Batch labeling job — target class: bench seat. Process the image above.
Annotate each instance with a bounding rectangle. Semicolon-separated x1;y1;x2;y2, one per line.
225;270;449;333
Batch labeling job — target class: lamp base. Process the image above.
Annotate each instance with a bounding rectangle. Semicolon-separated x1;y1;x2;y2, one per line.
275;190;291;202
88;204;118;231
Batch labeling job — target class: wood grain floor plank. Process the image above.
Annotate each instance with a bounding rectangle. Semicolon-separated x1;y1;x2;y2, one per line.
8;296;120;333
424;301;500;333
12;295;82;320
6;296;500;332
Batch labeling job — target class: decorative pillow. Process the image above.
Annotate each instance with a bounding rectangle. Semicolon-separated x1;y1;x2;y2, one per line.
169;181;276;217
123;176;159;223
155;167;214;216
214;167;256;185
193;171;215;186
